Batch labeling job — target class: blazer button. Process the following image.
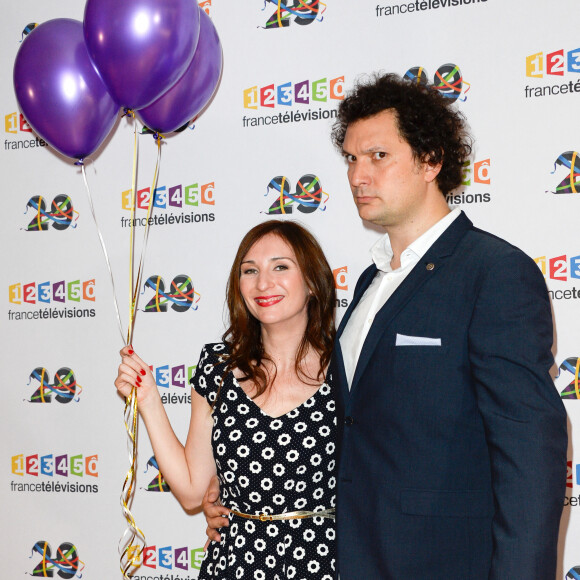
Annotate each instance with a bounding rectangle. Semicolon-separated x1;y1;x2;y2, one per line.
345;416;354;426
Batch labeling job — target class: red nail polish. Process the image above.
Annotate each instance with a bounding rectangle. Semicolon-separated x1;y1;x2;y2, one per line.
140;369;146;376
136;376;142;384
128;349;134;355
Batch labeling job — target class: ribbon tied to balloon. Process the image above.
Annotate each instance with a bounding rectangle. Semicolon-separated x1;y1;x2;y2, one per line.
13;1;222;577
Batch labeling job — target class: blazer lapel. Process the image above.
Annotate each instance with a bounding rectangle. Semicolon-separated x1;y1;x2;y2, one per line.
349;212;473;395
337;264;378;338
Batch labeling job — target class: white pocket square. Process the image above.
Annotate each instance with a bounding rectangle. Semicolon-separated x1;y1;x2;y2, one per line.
396;333;442;346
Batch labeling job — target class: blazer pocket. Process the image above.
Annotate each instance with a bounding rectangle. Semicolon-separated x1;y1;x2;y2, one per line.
395;333;442;346
400;488;494;518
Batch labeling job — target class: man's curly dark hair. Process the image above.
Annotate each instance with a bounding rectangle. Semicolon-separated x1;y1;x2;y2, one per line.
331;73;472;196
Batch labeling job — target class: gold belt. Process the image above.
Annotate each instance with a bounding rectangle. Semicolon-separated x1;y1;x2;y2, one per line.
230;508;335;522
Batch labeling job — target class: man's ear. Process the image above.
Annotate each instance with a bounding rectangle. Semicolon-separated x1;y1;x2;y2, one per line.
423;159;442;183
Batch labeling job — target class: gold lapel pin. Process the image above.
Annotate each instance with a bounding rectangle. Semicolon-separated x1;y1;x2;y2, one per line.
426;263;435;271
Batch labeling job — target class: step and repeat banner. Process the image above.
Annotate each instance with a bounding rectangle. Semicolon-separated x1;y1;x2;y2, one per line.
1;0;579;577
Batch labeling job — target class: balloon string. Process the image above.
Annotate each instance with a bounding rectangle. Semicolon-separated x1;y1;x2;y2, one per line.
78;161;125;344
77;143;147;576
118;123;163;578
127;111;139;346
127;133;163;346
119;109;146;579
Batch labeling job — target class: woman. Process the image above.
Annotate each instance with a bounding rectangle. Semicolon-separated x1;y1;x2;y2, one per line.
115;220;337;579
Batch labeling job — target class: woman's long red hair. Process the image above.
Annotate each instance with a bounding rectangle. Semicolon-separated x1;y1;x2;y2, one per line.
222;220;336;397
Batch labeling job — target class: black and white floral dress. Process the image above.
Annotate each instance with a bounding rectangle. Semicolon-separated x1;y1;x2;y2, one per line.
190;343;337;580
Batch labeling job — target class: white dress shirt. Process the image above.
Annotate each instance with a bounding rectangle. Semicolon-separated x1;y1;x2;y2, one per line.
339;208;462;389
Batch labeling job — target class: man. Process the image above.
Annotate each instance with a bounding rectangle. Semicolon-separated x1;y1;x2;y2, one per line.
204;73;568;578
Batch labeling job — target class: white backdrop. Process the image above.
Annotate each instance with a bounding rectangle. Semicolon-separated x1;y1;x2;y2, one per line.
1;0;579;577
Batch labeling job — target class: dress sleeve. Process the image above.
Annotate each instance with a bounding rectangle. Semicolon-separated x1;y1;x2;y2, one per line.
189;343;229;405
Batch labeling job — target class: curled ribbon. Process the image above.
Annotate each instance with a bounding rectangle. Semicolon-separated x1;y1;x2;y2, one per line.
119;118;164;579
78;111;164;578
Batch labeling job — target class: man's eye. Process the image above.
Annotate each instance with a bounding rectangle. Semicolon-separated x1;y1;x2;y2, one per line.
344;154;356;163
372;151;386;160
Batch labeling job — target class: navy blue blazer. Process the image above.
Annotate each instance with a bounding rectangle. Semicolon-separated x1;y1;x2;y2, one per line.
331;212;567;579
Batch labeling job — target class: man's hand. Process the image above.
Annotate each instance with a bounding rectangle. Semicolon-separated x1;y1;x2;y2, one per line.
202;475;229;549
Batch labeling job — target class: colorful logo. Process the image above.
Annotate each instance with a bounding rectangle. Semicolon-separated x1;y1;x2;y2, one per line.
122;182;215;211
533;255;580;283
126;544;205;572
333;266;349;308
30;541;84;578
121;182;215;227
198;0;212;15
151;362;195;404
261;0;326;29
567;566;580;579
526;47;580;78
21;22;38;41
404;64;470;101
5;111;31;134
12;454;98;478
556;357;580;399
548;151;580;194
243;76;344;110
9;280;95;305
263;174;329;214
4;110;48;150
142;275;201;312
567;460;580;488
152;363;197;389
24;195;79;231
446;158;491;205
462;158;490;186
144;456;170;492
333;266;348;291
27;367;82;403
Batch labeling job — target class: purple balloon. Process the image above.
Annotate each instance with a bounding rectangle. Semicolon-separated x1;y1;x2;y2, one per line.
84;0;200;109
137;8;222;134
13;19;119;160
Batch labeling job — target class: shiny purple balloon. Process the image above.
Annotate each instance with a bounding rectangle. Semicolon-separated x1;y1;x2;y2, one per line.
13;19;119;160
136;8;222;133
84;0;200;109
